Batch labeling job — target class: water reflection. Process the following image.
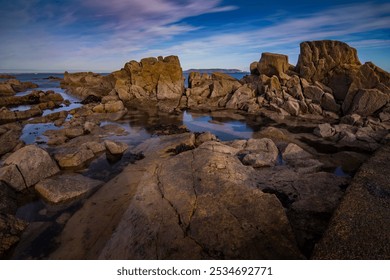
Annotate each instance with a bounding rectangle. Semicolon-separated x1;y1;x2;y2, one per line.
183;111;253;141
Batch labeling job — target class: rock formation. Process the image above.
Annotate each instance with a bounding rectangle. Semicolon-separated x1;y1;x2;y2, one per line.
61;55;184;112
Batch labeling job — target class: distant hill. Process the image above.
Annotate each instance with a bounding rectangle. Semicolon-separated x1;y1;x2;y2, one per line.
184;68;248;74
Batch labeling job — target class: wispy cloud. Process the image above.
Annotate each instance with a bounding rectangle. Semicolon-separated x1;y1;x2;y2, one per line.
0;1;389;72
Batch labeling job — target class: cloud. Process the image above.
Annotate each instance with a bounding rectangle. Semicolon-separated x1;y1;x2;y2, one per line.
0;1;389;71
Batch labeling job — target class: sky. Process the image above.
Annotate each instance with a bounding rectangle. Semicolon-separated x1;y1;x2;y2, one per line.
0;0;389;73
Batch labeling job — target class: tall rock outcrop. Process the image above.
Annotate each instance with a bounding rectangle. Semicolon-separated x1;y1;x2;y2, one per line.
296;40;390;115
62;56;184;112
112;55;184;110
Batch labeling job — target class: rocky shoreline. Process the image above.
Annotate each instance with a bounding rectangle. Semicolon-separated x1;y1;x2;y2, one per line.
0;40;389;259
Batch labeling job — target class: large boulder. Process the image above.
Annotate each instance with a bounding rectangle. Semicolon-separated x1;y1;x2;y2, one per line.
296;40;361;83
342;88;388;116
113;56;184;109
0;145;60;191
257;53;289;77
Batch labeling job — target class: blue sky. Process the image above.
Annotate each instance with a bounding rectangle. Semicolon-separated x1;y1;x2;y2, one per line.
0;0;389;72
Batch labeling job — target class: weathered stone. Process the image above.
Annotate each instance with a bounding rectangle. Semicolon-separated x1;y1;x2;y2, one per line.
104;140;128;155
241;138;279;167
296;40;361;82
314;123;336;138
0;165;26;191
282;143;312;161
225;85;255;110
195;132;217;146
64;127;84;139
54;147;95;169
321;92;340;112
303;85;324;104
98;143;302;259
282;99;300;116
257;52;289;77
3;145;60;189
343;89;388;116
35;174;103;204
340;114;363;126
82;141;106;154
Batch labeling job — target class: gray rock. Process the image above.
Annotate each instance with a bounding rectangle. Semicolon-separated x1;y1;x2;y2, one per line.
303;85;324;103
241;138;279;167
35;174;103;204
3;145;60;190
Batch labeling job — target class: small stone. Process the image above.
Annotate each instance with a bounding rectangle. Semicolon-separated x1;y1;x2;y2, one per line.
104;140;128;155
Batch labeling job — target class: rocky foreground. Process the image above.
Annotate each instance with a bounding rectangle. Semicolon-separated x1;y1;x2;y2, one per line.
0;40;389;259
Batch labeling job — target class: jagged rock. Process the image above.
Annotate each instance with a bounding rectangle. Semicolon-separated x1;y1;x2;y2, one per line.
225;85;255;110
187;72;242;108
343;89;388;116
314;123;336;138
110;56;184;111
257;52;289;77
61;72;111;98
1;145;59;191
0;214;28;258
321;92;340;113
35;174;103;204
282;99;300;116
104;140;128;155
0;79;38;95
303;85;324;104
340;114;363;126
296;40;361;82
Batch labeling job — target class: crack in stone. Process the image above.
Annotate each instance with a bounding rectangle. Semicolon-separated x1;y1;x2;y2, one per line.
154;164;185;231
14;164;28;189
154;160;208;257
186;151;198;234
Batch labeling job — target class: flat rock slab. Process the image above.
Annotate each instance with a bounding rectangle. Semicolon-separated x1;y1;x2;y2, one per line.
35;174;103;204
313;142;390;259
